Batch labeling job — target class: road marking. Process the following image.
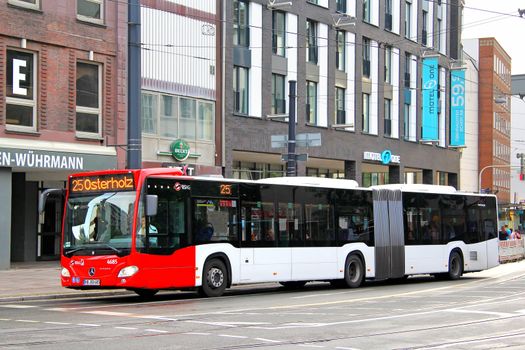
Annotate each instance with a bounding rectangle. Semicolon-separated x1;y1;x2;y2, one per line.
15;319;39;323
77;323;101;327
184;332;211;336
82;311;134;317
422;331;525;349
254;338;282;343
446;309;515;317
0;318;12;321
298;345;325;348
145;329;168;333
44;321;71;325
335;347;362;350
218;334;248;339
44;308;74;312
114;326;138;330
0;304;37;309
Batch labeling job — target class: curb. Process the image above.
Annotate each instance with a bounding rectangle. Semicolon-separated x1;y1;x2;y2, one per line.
0;290;133;303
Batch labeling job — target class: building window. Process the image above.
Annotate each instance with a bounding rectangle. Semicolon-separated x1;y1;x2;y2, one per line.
404;103;410;139
405;1;411;39
385;0;393;30
335;87;345;124
404;52;411;88
272;11;286;56
272;74;286;114
422;10;428;46
384;98;392;136
6;49;37;131
384;45;392;84
141;92;214;142
306;81;317;124
363;37;371;78
362;172;389;187
233;66;249;115
198;101;214;141
8;0;40;10
76;62;101;136
363;0;371;22
160;95;177;138
179;98;196;140
437;18;442;51
336;30;346;71
362;93;370;133
306;19;318;64
141;93;158;134
77;0;104;24
233;0;249;47
336;0;347;13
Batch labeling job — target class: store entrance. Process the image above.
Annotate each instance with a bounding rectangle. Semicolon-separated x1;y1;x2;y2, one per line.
38;190;63;260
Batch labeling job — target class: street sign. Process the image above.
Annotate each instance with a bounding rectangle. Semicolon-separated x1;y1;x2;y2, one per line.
271;134;288;148
282;154;308;162
296;133;321;147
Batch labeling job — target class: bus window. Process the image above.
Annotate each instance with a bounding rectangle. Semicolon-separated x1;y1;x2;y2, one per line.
241;201;276;247
277;203;302;246
304;203;334;247
140;178;189;254
193;198;238;245
440;195;466;243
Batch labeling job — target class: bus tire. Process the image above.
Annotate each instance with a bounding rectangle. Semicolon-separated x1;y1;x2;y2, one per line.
344;254;365;288
132;288;158;298
447;251;463;280
200;258;228;297
279;281;307;289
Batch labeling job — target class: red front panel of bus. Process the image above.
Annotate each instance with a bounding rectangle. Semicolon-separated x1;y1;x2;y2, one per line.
61;246;196;290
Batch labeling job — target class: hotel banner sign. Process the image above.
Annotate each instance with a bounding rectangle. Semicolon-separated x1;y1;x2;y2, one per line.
421;57;439;141
450;69;466;147
0;148;116;171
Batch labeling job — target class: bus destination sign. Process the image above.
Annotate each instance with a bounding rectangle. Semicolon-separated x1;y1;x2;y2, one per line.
70;174;135;193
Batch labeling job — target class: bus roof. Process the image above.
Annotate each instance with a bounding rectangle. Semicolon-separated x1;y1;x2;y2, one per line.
370;184;458;193
257;176;360;189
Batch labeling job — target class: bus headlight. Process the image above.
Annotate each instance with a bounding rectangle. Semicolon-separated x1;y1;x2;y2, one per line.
118;266;139;278
61;268;71;278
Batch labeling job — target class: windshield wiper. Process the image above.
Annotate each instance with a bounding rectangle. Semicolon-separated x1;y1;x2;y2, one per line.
64;247;88;257
64;244;126;257
96;243;125;257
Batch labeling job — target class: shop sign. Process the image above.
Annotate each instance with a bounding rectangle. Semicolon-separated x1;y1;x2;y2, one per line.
0;148;116;171
421;57;439;141
170;139;191;162
363;150;400;165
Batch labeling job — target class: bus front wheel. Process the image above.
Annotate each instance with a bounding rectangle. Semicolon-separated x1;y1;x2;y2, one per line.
200;258;228;297
344;254;364;288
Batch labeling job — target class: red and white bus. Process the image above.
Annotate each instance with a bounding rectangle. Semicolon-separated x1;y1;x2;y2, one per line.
41;168;499;298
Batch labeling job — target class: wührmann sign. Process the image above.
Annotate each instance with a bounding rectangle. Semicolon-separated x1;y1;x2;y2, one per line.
0;150;84;170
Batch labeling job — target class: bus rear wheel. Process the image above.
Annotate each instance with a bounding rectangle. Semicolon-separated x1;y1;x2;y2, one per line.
132;288;158;298
447;251;463;280
344;254;364;288
200;258;228;297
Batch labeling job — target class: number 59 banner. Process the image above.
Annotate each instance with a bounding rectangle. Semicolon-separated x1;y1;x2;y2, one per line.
450;69;465;147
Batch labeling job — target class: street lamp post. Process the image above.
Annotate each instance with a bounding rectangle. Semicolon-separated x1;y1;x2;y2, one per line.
478;164;521;193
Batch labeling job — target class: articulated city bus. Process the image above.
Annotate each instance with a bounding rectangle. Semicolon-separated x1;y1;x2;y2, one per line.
41;168;499;298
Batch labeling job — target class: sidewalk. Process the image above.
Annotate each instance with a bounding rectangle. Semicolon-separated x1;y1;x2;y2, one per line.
0;261;131;302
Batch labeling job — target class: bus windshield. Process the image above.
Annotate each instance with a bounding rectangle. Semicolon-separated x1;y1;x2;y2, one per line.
63;191;136;256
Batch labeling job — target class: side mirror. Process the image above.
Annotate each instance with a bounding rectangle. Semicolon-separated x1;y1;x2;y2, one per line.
38;188;64;214
146;194;158;216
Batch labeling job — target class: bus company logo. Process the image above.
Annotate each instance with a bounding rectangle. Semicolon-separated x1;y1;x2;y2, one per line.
170;139;191;162
173;182;191;191
70;259;85;266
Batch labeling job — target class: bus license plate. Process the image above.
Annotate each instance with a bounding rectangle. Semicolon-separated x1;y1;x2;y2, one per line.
83;279;100;286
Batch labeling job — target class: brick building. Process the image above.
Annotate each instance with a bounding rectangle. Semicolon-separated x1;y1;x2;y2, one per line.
464;38;512;203
0;0;128;268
